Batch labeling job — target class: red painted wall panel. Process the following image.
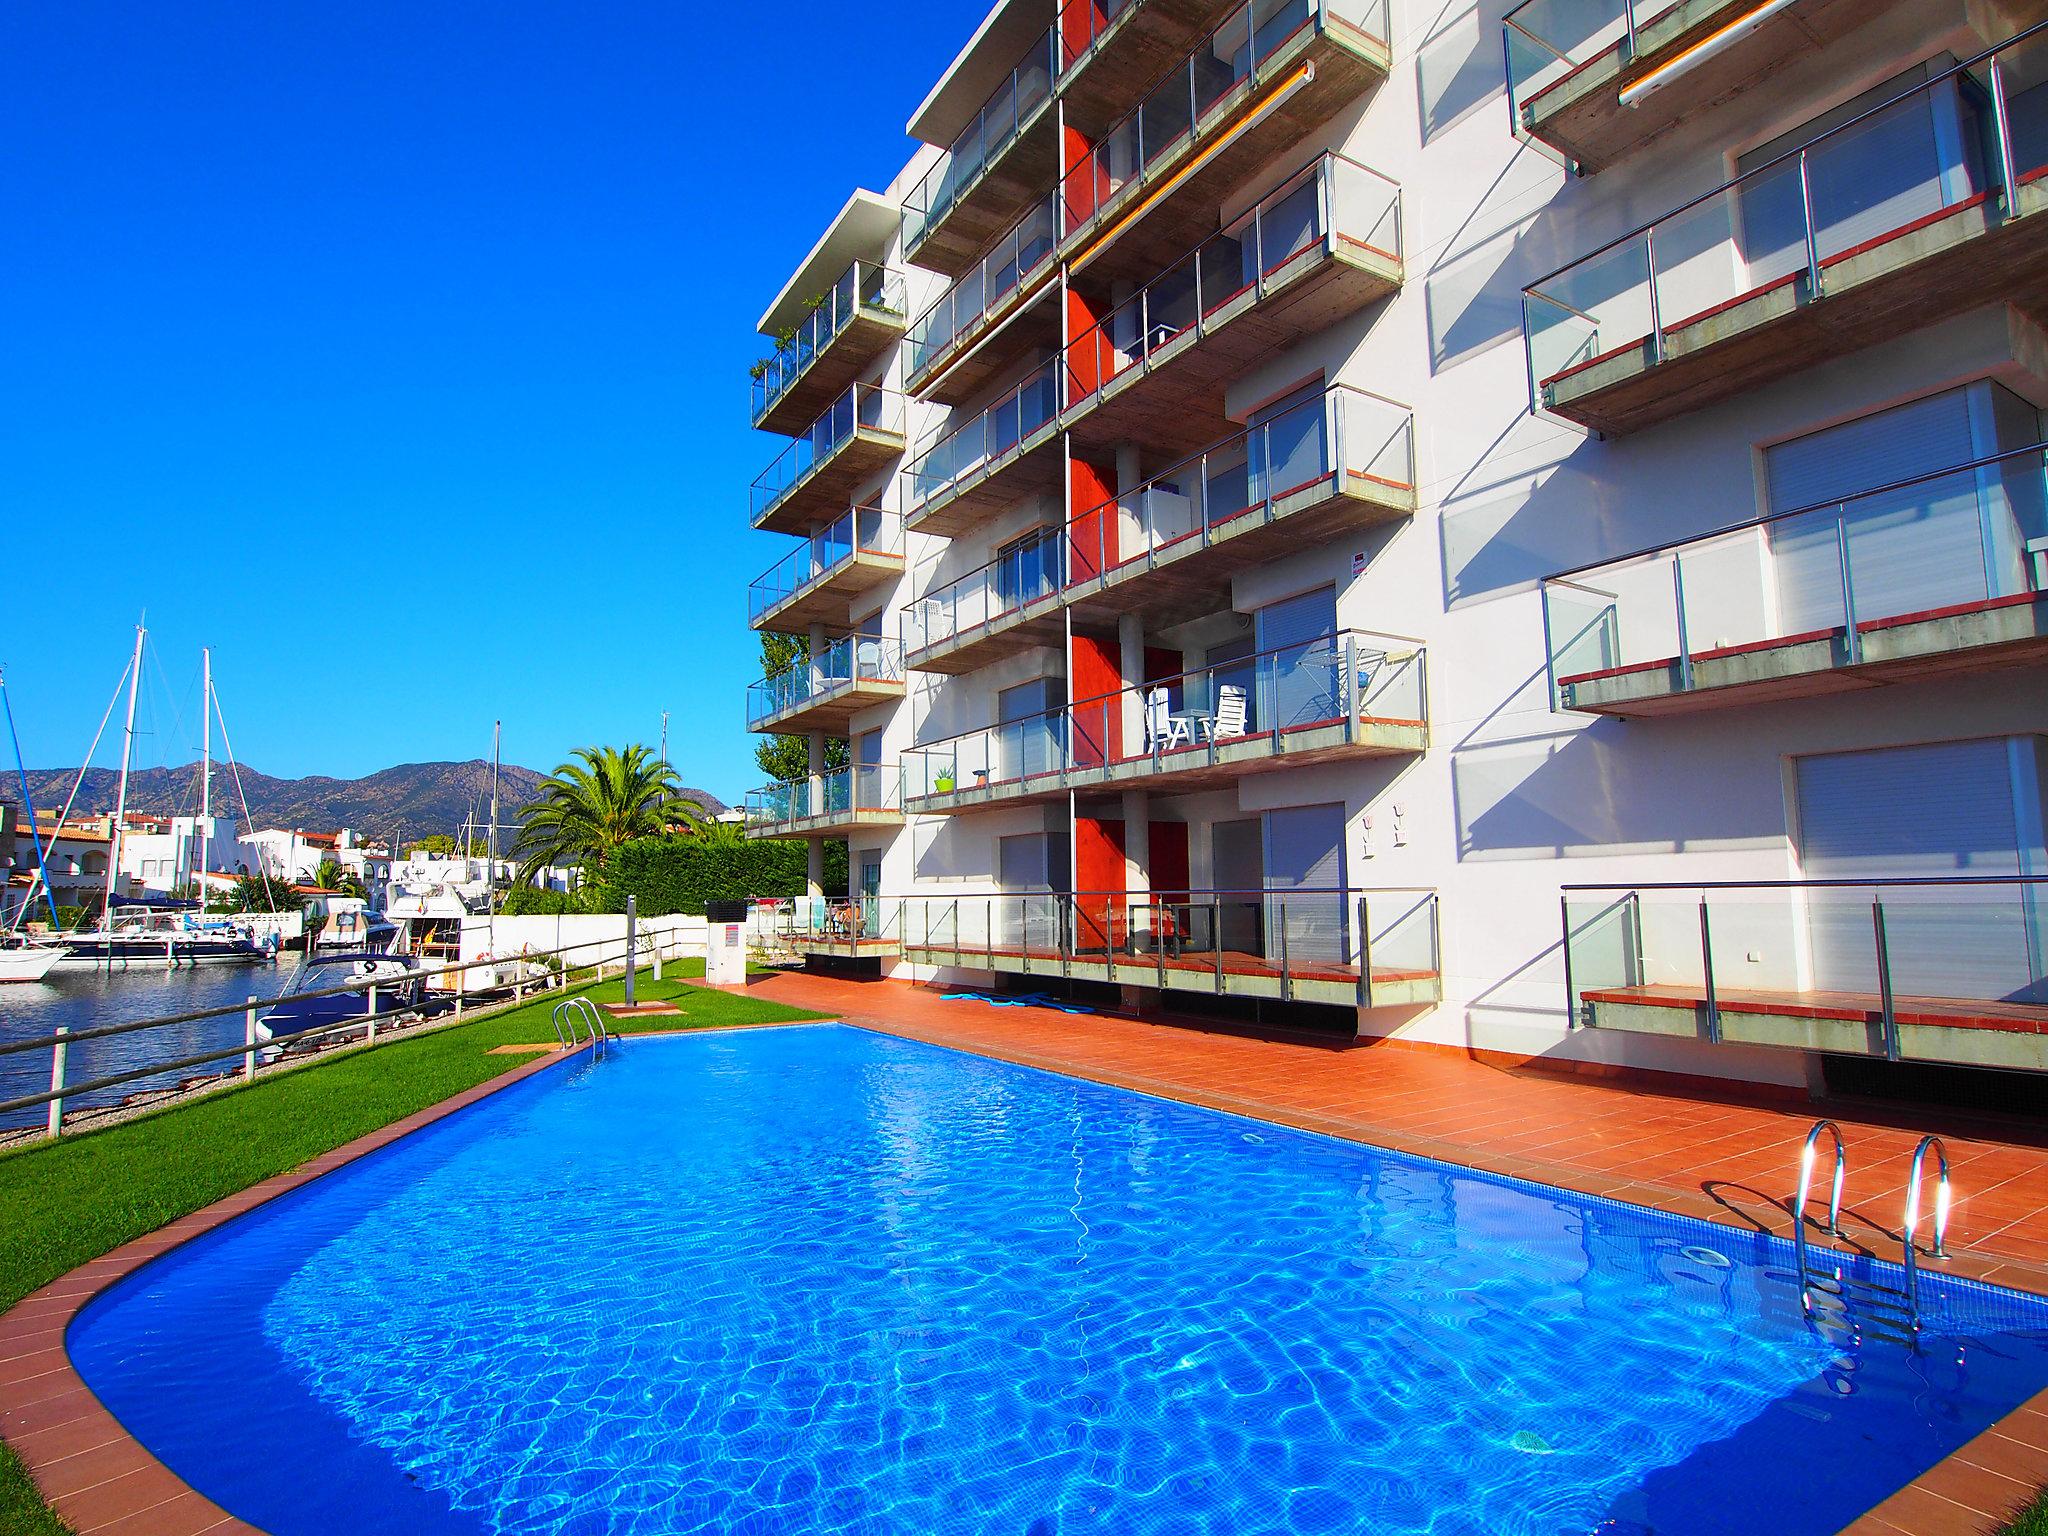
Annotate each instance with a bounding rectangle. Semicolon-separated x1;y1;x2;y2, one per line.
1070;631;1123;767
1068;454;1117;583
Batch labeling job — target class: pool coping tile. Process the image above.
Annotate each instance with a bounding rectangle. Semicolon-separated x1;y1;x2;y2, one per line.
0;1041;580;1536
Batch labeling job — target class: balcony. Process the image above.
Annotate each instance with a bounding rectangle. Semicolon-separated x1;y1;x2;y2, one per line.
744;765;904;840
750;385;908;536
751;261;910;436
905;386;1414;675
1064;152;1401;456
904;361;1064;537
1564;877;2048;1072
746;635;905;735
1523;29;2048;437
900;886;1441;1008
1057;0;1393;283
1504;0;1918;176
1058;0;1242;136
1542;446;2048;717
748;507;906;633
901;630;1426;811
774;897;902;961
902;28;1062;278
905;197;1060;407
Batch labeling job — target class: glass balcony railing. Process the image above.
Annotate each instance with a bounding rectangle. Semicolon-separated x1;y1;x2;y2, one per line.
902;29;1060;258
1064;152;1399;409
1522;26;2048;414
750;384;906;528
1503;0;1687;137
1059;0;1391;247
778;895;902;948
745;635;905;730
1563;877;2048;1069
900;885;1440;1004
1059;0;1142;71
1542;443;2048;711
748;507;905;626
905;385;1413;657
750;261;908;427
744;764;903;830
901;629;1425;801
905;360;1061;517
907;197;1059;382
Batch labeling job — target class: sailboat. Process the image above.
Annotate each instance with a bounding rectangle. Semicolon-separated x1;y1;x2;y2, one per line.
0;665;66;983
26;628;272;970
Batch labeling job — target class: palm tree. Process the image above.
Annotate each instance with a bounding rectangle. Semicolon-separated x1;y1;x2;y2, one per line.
514;745;703;882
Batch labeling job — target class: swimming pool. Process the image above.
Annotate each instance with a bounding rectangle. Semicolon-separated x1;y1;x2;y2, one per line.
68;1025;2048;1535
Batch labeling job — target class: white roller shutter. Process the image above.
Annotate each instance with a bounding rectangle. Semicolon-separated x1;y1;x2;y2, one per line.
1765;387;1986;634
1794;739;2043;1003
1264;802;1347;967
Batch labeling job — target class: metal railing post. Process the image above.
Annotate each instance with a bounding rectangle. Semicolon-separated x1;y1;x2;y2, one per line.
1356;895;1371;1009
1278;898;1292;1001
1992;54;2020;215
244;997;258;1078
1698;897;1721;1044
1213;895;1225;989
1874;897;1901;1061
1673;557;1693;692
46;1027;68;1138
366;984;379;1042
1644;228;1665;365
1837;514;1861;664
1798;150;1822;299
1560;895;1577;1028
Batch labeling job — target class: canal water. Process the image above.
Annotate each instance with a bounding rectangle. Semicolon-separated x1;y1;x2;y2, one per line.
0;962;294;1131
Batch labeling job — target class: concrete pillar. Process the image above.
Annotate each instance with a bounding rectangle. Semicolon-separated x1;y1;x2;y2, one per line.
1121;790;1150;895
807;621;827;695
1118;611;1147;764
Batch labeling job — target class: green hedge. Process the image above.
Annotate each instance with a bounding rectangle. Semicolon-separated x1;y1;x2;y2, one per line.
504;837;849;918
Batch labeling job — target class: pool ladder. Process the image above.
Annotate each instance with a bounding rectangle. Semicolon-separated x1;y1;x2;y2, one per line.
1792;1120;1951;1342
551;997;611;1057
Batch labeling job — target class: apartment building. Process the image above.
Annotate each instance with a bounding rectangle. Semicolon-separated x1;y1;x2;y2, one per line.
742;0;2048;1097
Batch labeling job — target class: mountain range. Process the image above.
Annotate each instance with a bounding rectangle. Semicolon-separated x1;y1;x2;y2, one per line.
11;760;727;844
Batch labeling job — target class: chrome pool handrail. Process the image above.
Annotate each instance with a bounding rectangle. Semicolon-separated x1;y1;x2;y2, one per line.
1792;1119;1845;1309
1902;1135;1952;1331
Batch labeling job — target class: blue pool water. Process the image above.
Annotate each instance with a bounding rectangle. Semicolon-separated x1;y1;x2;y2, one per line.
69;1025;2048;1535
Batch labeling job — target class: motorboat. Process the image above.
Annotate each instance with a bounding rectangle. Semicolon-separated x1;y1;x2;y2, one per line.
0;935;62;984
255;950;437;1043
53;904;275;969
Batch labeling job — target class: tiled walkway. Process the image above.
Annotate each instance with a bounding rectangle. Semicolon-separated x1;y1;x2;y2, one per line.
727;970;2048;1295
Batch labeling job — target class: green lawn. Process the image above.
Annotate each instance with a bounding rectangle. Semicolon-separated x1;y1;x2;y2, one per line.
0;966;823;1536
2011;1491;2048;1536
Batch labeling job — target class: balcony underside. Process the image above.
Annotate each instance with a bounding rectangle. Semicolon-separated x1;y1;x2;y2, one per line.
752;552;904;634
909;599;1071;676
787;935;902;960
904;940;1441;1008
1557;593;2048;716
755;311;908;437
910;280;1062;409
1059;0;1242;136
1062;26;1391;284
907;717;1426;814
1067;241;1401;456
905;423;1066;538
907;469;1416;675
750;680;905;737
1581;984;2048;1072
913;112;1062;280
1520;0;1910;175
752;429;908;536
1542;185;2048;437
747;809;906;840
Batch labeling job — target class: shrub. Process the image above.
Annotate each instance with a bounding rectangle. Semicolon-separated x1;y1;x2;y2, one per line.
498;886;590;917
586;834;846;916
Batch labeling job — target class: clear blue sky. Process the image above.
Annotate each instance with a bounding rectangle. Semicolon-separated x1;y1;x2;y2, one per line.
0;0;959;802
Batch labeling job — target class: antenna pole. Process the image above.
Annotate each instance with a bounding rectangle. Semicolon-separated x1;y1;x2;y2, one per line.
105;622;147;939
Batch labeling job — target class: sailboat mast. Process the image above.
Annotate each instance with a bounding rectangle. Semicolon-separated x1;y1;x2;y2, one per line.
201;647;212;824
104;622;146;929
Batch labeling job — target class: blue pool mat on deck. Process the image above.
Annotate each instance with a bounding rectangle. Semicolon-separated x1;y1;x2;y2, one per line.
940;990;1094;1014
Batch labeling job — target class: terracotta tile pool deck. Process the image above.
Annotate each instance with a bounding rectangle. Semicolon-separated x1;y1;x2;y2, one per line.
4;976;2047;1535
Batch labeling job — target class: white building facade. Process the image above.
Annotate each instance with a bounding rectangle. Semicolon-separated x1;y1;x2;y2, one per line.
741;0;2048;1094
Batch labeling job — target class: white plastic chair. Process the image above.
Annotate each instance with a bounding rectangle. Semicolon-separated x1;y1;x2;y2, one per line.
1146;688;1192;751
1206;684;1248;740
